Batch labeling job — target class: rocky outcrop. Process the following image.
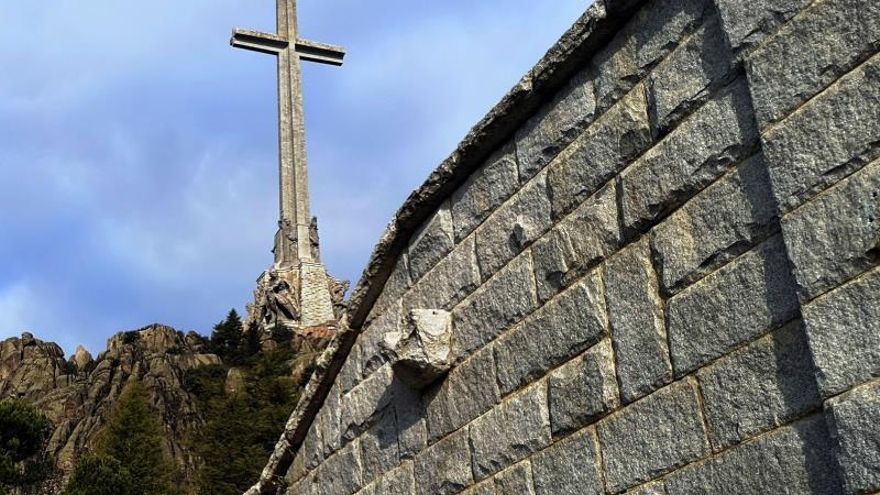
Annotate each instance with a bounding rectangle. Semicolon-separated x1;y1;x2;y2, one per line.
0;325;221;493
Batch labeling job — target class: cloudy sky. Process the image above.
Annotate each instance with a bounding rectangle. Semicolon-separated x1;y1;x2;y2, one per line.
0;0;587;355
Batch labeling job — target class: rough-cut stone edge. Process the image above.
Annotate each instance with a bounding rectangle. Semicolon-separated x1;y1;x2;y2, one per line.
244;2;648;492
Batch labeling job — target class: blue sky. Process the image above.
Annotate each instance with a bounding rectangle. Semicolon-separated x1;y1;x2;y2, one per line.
0;0;587;356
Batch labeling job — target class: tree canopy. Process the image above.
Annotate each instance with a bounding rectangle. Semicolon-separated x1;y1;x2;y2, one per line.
64;380;176;495
0;400;54;494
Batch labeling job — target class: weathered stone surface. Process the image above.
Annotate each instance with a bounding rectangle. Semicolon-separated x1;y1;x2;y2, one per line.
714;0;811;53
71;345;93;370
475;172;552;278
531;428;603;495
407;204;455;283
762;53;880;213
593;0;708;111
747;0;880;127
664;415;843;494
359;409;399;486
803;268;880;397
495;271;608;395
371;255;412;322
495;461;536;495
375;461;415;495
604;239;672;403
406;236;480;311
452;143;520;241
652;153;777;292
317;383;343;458
312;441;364;495
532;182;619;302
621;79;758;234
413;427;472;495
598;380;710;493
626;481;667;495
391;381;426;460
340;365;394;440
783;158;880;302
548;339;618;437
697;322;820;449
547;85;652;218
425;348;499;442
452;254;537;358
469;381;551;480
384;309;453;389
825;380;880;494
358;306;402;384
460;482;496;495
667;236;799;376
649;17;734;134
515;68;597;181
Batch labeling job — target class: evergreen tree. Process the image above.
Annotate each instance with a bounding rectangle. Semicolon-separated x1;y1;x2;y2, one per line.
64;381;176;495
210;309;244;362
0;400;53;494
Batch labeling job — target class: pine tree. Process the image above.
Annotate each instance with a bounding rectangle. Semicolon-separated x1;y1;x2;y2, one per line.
210;309;244;362
0;400;54;494
64;380;176;495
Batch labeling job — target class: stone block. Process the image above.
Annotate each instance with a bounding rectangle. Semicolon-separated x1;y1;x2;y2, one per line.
413;427;473;495
604;239;672;403
713;0;811;53
452;254;537;358
803;268;880;397
762;53;880;213
452;142;520;241
361;307;402;380
782;158;880;302
317;383;342;457
620;79;759;234
597;379;710;493
303;417;324;470
341;365;395;440
697;322;820;449
425;348;499;443
664;415;843;494
648;16;734;135
406;236;480;312
371;255;412;322
531;427;603;495
532;182;619;303
391;381;426;460
312;440;364;495
469;381;551;480
593;0;709;111
547;85;652;218
515;68;596;182
747;0;880;127
825;380;880;494
495;461;535;495
475;172;552;278
384;309;454;389
359;409;399;486
548;339;619;437
407;204;455;283
375;461;415;495
652;153;777;293
667;236;799;376
495;271;608;396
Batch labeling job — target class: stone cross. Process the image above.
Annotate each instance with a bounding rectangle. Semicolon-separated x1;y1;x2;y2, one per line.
231;0;345;267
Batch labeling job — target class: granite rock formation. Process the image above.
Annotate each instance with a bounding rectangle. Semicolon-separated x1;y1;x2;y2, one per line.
0;325;219;493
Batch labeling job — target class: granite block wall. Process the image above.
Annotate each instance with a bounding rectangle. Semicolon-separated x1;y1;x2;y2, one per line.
283;0;880;493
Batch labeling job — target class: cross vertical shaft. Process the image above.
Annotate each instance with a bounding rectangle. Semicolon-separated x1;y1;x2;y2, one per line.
231;0;345;268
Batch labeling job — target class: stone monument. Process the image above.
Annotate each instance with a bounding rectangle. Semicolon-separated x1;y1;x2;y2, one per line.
231;0;348;333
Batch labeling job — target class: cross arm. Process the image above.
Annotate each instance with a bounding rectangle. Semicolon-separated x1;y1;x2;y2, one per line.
231;28;288;55
295;39;346;66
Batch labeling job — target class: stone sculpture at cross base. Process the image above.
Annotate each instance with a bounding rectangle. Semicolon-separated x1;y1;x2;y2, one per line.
232;0;349;343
